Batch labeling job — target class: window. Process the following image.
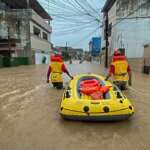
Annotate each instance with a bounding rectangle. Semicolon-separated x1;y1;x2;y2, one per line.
33;26;41;37
43;32;48;40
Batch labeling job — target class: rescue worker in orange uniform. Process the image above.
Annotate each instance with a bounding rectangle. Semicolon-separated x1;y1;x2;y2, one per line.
105;49;132;90
47;54;73;89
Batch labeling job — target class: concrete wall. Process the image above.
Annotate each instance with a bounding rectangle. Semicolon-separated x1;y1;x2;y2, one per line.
111;18;150;58
31;35;51;52
116;0;150;18
108;2;117;55
101;2;117;49
101;0;150;72
35;52;50;65
144;45;150;66
128;58;144;72
31;10;52;33
30;21;51;42
110;0;150;58
108;2;116;25
102;0;150;58
144;45;150;57
30;9;52;53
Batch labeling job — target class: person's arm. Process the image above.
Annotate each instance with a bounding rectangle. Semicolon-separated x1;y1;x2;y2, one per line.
105;65;114;81
127;65;131;75
62;64;73;79
127;65;132;86
47;66;51;83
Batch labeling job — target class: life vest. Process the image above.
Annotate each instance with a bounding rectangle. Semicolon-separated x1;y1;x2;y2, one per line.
80;79;99;95
50;57;63;83
112;55;126;62
80;79;111;98
80;79;99;87
112;56;128;81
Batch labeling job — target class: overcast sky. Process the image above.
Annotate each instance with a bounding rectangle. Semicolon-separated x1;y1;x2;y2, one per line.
38;0;106;51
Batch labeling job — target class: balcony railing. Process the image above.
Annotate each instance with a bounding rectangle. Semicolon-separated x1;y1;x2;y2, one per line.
31;10;52;33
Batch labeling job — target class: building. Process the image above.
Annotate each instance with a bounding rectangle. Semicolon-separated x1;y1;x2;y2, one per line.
102;0;150;72
89;37;101;56
54;46;84;60
0;0;52;65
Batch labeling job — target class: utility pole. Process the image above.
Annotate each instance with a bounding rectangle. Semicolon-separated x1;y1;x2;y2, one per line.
66;42;68;52
66;42;69;59
65;42;68;57
104;12;109;68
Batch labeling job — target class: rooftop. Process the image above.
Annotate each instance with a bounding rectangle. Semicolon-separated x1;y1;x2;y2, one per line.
101;0;116;12
1;0;52;20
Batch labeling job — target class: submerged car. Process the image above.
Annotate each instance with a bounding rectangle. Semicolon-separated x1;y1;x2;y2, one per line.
60;74;134;121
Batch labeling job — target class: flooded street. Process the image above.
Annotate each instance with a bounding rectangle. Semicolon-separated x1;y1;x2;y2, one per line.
0;61;150;150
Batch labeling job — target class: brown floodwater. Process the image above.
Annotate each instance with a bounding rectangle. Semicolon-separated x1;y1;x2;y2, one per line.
0;61;150;150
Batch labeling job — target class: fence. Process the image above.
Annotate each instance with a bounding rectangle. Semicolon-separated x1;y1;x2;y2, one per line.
0;56;29;68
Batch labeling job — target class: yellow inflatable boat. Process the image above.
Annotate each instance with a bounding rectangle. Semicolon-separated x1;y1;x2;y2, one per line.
60;74;134;121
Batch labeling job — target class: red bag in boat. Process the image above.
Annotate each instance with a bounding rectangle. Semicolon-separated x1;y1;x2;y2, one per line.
90;91;103;100
80;79;111;96
80;79;99;95
80;86;99;95
80;79;99;87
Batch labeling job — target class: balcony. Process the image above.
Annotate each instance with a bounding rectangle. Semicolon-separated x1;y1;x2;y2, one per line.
31;10;52;33
30;34;51;52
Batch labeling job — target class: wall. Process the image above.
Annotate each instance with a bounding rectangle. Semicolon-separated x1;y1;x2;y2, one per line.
108;2;116;25
111;18;150;58
31;10;52;33
0;56;3;67
0;9;31;58
108;2;116;55
104;0;150;58
144;44;150;66
128;58;144;72
31;35;51;52
35;52;50;64
101;2;117;53
30;21;51;43
102;0;150;72
30;14;51;52
116;0;150;18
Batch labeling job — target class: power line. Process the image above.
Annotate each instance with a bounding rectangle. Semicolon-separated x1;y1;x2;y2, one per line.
71;27;100;47
40;0;101;35
83;0;99;15
74;0;98;19
39;0;102;50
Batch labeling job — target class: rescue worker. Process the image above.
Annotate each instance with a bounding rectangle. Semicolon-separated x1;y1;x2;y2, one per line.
47;54;73;89
105;49;132;90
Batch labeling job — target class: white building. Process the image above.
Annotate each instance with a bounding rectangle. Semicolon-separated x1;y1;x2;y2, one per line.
102;0;150;72
30;9;52;64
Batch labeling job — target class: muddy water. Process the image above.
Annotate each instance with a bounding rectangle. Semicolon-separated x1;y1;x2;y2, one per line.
0;61;150;150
